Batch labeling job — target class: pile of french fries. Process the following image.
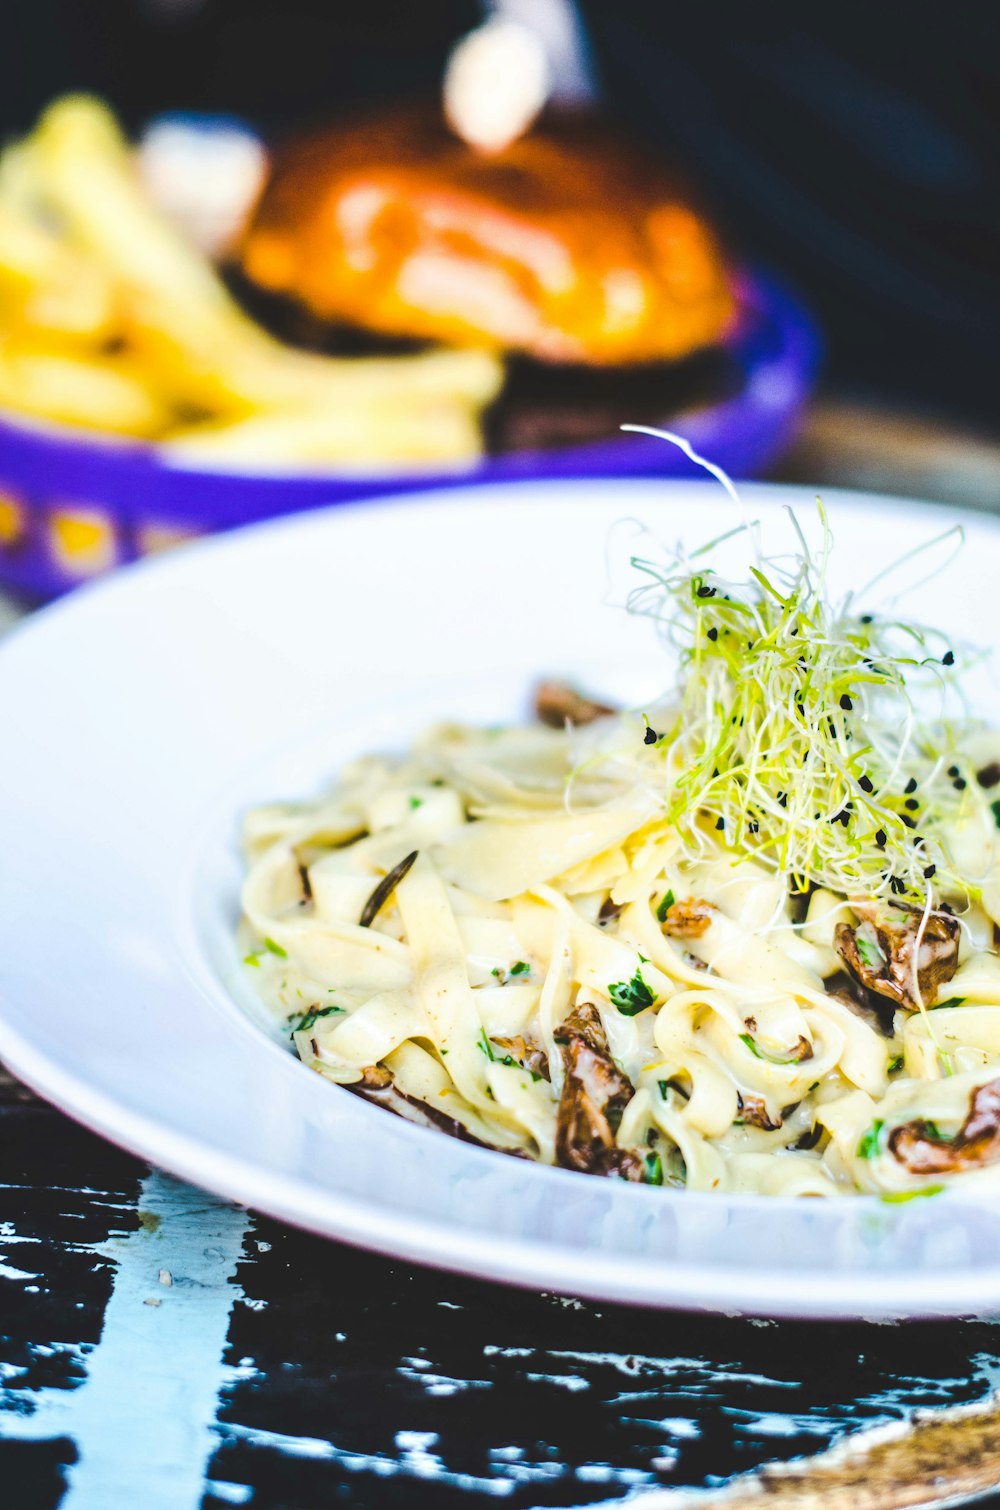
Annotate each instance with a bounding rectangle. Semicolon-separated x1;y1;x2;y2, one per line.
0;96;504;471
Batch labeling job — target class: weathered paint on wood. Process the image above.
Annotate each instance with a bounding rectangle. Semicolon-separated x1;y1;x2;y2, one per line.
3;1068;1000;1509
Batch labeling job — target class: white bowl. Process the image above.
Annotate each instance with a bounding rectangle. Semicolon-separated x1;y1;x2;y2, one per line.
1;477;998;1320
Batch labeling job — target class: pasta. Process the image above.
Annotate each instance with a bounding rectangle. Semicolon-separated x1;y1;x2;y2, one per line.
239;521;1000;1200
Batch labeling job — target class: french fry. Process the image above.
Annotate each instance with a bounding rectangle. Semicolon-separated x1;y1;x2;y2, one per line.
0;93;506;467
29;96;504;421
124;291;503;417
0;203;118;342
0;342;171;438
160;401;483;472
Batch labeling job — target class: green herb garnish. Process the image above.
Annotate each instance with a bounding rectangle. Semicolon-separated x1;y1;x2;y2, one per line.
738;1033;803;1066
477;1029;495;1062
881;1184;945;1204
609;967;657;1016
290;1004;343;1036
264;936;287;959
625;504;969;906
887;1053;904;1074
243;952;261;968
991;799;1000;830
857;1119;885;1160
655;890;675;923
645;1151;664;1186
408;796;423;810
509;961;531;977
855;933;884;969
932;996;966;1010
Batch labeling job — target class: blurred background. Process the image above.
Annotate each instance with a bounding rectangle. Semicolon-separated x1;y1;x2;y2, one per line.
0;0;997;601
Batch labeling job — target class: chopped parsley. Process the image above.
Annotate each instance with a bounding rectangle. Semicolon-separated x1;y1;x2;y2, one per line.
857;1119;885;1160
991;799;1000;830
408;795;424;810
738;1033;803;1066
608;967;657;1016
509;961;531;977
932;996;966;1011
243;952;261;968
655;889;676;923
855;933;884;969
264;936;287;959
880;1184;945;1204
645;1151;664;1186
476;1030;540;1078
500;1054;541;1081
887;1053;904;1074
289;1004;343;1036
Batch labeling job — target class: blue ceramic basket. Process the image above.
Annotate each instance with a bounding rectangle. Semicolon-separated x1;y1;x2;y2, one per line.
0;267;818;601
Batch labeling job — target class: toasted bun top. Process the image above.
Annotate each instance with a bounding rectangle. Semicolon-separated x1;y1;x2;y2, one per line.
241;106;734;366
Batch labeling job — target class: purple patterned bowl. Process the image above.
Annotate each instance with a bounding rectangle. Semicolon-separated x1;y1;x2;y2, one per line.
0;266;817;601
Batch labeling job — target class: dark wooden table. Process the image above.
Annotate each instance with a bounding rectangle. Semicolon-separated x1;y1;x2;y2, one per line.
5;407;1000;1510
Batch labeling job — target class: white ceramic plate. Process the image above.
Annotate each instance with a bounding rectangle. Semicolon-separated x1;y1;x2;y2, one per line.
3;477;1000;1321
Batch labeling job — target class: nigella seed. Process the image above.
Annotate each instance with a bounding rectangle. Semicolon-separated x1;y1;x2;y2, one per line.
924;864;937;878
643;726;660;746
904;777;918;794
943;650;955;666
707;627;718;641
840;694;853;711
948;765;960;778
716;817;725;830
748;820;759;834
875;828;887;847
777;793;787;808
954;777;967;790
858;775;874;793
860;614;873;624
697;585;716;598
901;814;916;829
905;798;919;811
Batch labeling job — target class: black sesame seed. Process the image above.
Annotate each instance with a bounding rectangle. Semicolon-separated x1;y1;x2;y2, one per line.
643;726;660;746
954;777;967;790
747;820;759;834
942;650;955;666
716;817;725;830
901;814;916;829
777;793;787;808
905;798;919;811
875;828;887;847
858;774;874;794
860;614;873;624
948;765;960;778
840;694;853;711
707;627;718;641
924;864;937;879
904;777;917;794
697;585;716;598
